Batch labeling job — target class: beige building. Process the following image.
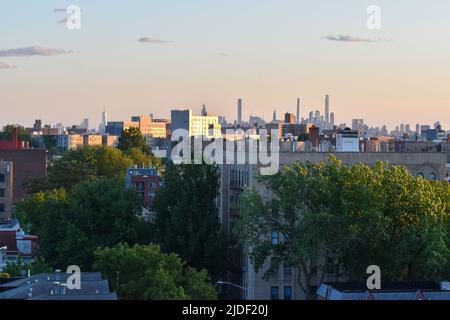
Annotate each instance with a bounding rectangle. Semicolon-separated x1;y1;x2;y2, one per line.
132;115;169;138
83;134;103;146
67;134;84;150
102;135;119;147
218;150;449;300
171;109;222;138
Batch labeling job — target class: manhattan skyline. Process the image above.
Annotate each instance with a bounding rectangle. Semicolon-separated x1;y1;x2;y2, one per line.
1;0;450;128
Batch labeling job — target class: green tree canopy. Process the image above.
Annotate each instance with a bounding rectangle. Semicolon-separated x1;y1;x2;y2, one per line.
0;124;31;142
118;127;151;155
153;161;227;282
16;178;146;269
236;157;450;299
25;145;134;193
93;243;218;300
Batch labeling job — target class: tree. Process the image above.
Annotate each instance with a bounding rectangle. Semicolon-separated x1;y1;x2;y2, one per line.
337;163;450;281
153;161;227;282
16;178;147;270
25;145;133;193
28;256;53;275
118;127;151;155
93;243;218;300
117;128;161;170
42;135;59;155
3;256;24;277
236;157;450;299
0;124;31;142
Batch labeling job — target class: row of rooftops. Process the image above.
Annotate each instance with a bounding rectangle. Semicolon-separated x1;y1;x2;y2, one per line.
316;282;450;300
0;271;117;300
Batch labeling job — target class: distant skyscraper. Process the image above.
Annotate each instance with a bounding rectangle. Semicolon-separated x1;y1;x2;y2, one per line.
201;104;207;116
80;118;89;130
273;109;277;121
296;98;300;124
99;109;108;134
284;112;295;124
325;95;330;129
237;99;242;125
308;111;313;124
352;119;364;132
330;112;335;129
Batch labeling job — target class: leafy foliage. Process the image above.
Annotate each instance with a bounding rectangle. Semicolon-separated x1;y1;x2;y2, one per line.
93;243;218;300
25;145;133;193
236;156;450;299
154;161;228;282
16;178;145;270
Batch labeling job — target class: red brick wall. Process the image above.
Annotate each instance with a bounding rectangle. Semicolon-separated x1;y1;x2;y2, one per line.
0;149;47;202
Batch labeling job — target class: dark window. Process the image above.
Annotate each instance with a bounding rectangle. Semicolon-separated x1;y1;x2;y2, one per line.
284;266;292;280
0;188;4;198
270;257;279;277
0;174;4;183
270;286;279;300
271;231;279;245
0;203;4;213
284;286;292;300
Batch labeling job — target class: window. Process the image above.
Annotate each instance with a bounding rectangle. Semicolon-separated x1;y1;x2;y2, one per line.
270;257;279;277
284;266;292;280
271;231;279;245
0;188;4;198
0;203;4;213
0;174;4;183
429;172;437;181
270;286;279;300
284;286;292;300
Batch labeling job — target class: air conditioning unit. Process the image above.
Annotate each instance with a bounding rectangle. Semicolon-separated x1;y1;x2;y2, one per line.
440;281;450;291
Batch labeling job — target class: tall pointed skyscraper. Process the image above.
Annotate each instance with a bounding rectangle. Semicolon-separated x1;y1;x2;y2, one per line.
99;108;108;134
325;95;330;129
237;98;242;125
296;98;300;124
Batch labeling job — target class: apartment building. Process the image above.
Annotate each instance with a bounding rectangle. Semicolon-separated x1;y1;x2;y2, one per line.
218;150;449;300
171;109;222;138
131;115;169;138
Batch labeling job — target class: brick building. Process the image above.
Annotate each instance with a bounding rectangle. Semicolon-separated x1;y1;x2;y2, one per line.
0;127;47;203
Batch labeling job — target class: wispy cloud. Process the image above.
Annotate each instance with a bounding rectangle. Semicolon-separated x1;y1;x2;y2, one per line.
138;37;173;44
0;46;73;57
322;35;390;43
218;52;231;57
0;62;17;69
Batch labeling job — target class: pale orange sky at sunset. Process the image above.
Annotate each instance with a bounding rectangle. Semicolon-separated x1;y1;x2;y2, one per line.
1;0;449;130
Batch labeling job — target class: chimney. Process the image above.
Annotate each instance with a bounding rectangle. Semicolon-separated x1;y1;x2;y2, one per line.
12;127;18;148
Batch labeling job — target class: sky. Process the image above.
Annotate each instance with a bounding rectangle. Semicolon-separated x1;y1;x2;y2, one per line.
1;0;450;130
